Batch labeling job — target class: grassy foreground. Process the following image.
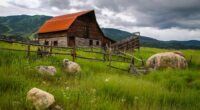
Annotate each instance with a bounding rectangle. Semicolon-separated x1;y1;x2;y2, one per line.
0;43;200;110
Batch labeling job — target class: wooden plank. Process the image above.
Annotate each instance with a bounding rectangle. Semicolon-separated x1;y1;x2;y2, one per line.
103;46;107;62
50;41;53;55
82;50;105;55
119;51;143;62
76;56;104;61
108;43;112;67
111;34;140;52
71;46;76;61
107;65;128;72
111;59;130;63
0;47;71;55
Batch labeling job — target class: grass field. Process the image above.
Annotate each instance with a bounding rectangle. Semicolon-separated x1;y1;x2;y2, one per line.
0;42;200;110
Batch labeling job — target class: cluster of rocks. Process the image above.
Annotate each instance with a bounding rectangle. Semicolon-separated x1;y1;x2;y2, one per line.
36;59;81;76
27;59;81;110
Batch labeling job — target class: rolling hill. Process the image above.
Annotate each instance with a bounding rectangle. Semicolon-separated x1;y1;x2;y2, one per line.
102;28;200;49
0;15;52;40
0;15;200;49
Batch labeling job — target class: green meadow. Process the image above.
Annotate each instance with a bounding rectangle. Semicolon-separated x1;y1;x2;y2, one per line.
0;41;200;110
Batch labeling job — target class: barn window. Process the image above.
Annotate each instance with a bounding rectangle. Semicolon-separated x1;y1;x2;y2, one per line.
96;41;99;45
89;40;93;46
53;41;58;46
44;41;49;45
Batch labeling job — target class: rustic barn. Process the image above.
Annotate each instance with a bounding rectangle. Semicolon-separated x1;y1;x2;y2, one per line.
38;10;114;47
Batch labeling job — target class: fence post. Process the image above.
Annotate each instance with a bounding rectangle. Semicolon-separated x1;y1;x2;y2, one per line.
27;42;30;57
129;57;138;74
50;41;53;55
189;55;192;65
91;46;93;52
37;47;42;57
108;42;112;67
141;57;145;66
108;47;112;67
131;56;135;65
103;46;107;62
71;46;76;62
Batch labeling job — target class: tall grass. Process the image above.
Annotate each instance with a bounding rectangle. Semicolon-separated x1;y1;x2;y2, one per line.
0;43;200;110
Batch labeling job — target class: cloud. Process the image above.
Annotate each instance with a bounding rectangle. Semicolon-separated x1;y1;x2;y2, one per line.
128;27;200;41
40;0;70;9
95;0;200;29
0;0;200;41
8;0;41;8
0;0;10;7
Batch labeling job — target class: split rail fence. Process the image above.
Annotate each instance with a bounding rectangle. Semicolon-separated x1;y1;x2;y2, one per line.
0;39;145;73
111;32;140;52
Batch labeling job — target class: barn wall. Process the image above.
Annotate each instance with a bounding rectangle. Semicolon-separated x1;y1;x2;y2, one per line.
75;37;89;46
38;31;68;47
75;37;101;47
92;39;102;46
39;37;68;47
38;31;67;39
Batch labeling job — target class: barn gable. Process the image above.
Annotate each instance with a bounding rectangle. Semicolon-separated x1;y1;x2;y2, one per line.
67;11;104;40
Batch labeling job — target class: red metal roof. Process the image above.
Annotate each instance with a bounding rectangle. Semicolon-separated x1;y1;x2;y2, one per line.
38;10;93;33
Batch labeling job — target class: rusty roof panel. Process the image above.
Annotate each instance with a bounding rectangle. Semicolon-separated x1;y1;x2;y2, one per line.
38;10;93;33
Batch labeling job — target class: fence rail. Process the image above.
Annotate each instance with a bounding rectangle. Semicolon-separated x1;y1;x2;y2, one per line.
0;38;144;73
111;32;140;52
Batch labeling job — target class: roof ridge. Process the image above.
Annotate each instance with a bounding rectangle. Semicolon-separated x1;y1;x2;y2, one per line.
47;17;77;22
53;10;93;19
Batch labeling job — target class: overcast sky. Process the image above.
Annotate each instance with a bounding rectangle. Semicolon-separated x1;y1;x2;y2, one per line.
0;0;200;41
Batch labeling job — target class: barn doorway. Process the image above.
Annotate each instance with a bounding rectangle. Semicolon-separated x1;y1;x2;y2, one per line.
53;41;58;46
68;36;75;47
89;39;93;46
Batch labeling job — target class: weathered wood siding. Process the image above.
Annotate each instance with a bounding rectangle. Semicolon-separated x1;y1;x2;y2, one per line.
67;12;105;46
39;37;68;47
75;37;101;47
38;31;68;47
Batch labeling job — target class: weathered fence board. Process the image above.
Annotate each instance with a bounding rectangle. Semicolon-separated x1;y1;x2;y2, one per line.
111;32;140;52
0;38;145;73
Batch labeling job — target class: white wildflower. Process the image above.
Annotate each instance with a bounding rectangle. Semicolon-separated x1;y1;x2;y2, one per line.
134;96;139;100
105;77;111;82
90;98;96;103
121;98;126;102
65;87;70;90
91;88;96;93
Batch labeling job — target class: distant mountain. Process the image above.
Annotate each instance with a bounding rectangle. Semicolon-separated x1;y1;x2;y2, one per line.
140;36;200;49
102;28;132;41
0;15;199;49
0;15;52;40
102;28;200;49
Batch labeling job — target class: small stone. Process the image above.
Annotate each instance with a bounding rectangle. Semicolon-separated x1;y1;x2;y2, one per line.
36;66;56;76
63;59;81;73
49;104;63;110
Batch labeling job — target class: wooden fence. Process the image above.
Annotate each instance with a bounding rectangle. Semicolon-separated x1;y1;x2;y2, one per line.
0;39;145;73
111;32;140;52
